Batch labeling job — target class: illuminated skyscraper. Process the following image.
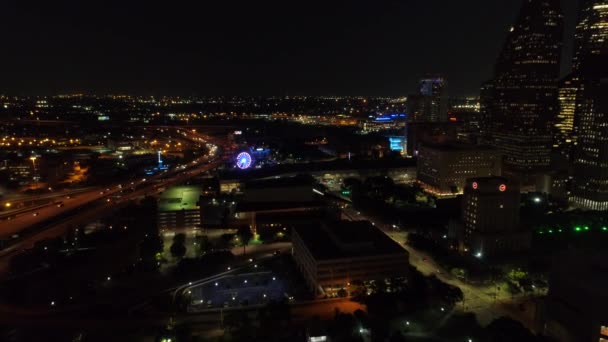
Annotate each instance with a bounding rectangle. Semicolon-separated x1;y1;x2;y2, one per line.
554;1;608;166
553;75;580;164
569;0;608;210
486;0;563;173
407;76;447;122
572;0;608;74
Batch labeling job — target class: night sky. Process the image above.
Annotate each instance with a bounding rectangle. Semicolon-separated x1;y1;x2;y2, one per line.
1;0;579;96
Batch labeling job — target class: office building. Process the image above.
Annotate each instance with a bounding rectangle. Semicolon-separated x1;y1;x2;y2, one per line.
234;177;325;232
461;177;530;257
486;0;563;172
407;77;448;122
570;78;608;210
417;143;501;196
542;252;608;342
571;0;608;74
292;221;409;296
553;76;581;166
406;122;459;157
479;81;495;136
569;0;608;210
555;0;607;167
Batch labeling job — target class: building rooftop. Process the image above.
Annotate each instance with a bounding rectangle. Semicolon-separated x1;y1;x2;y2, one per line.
236;200;325;213
158;185;201;212
244;176;314;189
294;220;409;261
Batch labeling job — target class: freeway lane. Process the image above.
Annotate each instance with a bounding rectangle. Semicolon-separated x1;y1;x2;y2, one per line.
0;187;122;239
0;156;222;277
0;187;96;215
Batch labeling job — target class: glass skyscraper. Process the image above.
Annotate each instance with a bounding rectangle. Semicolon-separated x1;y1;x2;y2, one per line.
570;0;608;210
486;0;563;173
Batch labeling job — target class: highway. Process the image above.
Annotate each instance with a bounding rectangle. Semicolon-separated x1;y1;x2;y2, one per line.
0;131;222;276
0;158;220;256
0;187;96;213
0;187;122;239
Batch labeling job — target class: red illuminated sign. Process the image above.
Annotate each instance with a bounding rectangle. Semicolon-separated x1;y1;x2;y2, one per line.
499;184;506;192
472;182;478;189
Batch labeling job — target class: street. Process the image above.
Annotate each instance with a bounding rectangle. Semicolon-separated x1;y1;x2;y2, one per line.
341;207;536;327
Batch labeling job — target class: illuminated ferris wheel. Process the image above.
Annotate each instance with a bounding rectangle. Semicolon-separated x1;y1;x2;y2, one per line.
236;152;252;169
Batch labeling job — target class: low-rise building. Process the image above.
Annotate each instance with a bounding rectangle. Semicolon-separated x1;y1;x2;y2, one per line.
292;221;409;296
157;185;201;231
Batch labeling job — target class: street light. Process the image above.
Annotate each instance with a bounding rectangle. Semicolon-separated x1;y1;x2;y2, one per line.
475;252;483;259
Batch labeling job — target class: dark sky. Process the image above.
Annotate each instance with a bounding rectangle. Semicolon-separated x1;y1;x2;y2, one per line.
1;0;579;97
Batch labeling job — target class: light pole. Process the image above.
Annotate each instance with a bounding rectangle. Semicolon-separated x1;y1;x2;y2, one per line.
30;156;38;188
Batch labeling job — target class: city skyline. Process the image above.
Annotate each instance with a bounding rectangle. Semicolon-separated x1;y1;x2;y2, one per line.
0;1;607;341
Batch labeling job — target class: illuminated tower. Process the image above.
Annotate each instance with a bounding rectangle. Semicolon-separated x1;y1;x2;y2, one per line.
408;76;447;122
572;0;608;74
419;76;447;122
486;0;563;173
569;1;608;210
553;76;580;165
554;1;608;166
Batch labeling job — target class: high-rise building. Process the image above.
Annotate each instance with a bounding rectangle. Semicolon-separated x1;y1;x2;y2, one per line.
554;1;607;167
570;78;608;210
416;143;502;196
553;75;581;165
572;0;608;74
461;177;530;257
569;0;608;210
479;81;494;136
407;76;447;122
485;0;563;173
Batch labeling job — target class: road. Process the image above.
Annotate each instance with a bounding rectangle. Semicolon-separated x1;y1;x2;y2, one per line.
341;207;529;326
0;187;95;214
0;187;121;239
0;133;222;277
0;159;220;254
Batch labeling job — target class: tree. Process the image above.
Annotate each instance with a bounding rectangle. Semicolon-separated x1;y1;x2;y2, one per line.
236;226;253;255
140;234;163;268
451;268;467;279
219;233;234;250
170;233;187;259
485;317;538;342
195;235;212;257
